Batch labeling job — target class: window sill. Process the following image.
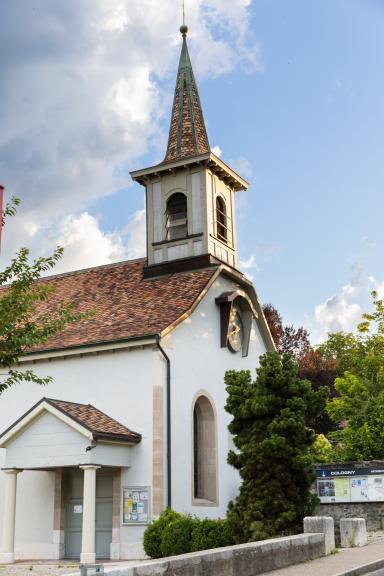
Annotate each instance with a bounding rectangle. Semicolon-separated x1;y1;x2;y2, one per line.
209;234;234;250
152;232;203;247
192;498;219;507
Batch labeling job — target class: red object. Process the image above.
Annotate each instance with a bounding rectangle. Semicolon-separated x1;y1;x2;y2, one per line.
0;185;3;253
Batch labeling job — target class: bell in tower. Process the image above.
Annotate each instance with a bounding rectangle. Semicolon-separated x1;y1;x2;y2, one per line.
130;25;248;277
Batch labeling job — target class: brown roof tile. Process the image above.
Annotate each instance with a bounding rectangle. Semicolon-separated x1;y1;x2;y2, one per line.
164;33;210;163
25;258;217;353
47;398;141;443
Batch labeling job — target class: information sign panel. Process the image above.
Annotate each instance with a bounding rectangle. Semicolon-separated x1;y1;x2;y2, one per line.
122;486;151;524
317;467;384;503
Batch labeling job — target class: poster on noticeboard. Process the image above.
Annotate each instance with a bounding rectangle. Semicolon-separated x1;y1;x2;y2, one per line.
122;486;151;524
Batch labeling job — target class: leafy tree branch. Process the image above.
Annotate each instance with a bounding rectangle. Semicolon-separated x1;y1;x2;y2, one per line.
0;197;90;394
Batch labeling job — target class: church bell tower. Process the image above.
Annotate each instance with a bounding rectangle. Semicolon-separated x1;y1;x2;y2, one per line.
130;25;248;275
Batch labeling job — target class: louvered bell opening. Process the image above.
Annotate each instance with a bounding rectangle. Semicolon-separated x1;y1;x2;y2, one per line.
166;192;188;240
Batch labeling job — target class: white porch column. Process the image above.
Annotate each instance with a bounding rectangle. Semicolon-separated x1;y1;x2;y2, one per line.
0;469;20;564
79;465;100;564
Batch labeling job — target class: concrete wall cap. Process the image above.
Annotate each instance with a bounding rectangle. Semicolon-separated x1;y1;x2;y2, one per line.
63;531;327;576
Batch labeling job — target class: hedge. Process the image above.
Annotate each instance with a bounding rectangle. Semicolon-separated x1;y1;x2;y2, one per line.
143;509;234;559
191;518;234;551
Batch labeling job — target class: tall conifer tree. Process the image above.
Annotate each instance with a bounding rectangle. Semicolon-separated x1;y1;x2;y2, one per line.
225;352;326;543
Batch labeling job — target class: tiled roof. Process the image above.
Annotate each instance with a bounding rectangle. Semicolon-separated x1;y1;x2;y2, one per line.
46;398;141;443
28;258;217;353
164;31;210;162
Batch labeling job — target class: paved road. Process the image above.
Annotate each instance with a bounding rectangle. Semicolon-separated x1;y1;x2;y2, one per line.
365;571;384;576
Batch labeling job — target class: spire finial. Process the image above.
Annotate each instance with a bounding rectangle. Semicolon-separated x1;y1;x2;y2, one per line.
180;0;188;36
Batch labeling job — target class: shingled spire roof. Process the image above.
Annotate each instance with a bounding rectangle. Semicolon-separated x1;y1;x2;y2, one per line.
164;26;210;163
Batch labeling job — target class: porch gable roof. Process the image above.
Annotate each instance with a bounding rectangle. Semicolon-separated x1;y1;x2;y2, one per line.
0;397;141;448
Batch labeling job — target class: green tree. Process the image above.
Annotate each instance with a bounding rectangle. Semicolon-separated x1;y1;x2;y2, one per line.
263;303;338;435
0;197;86;394
324;291;384;460
225;352;326;543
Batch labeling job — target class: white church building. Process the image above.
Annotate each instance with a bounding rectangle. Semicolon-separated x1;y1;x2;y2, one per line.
0;25;274;564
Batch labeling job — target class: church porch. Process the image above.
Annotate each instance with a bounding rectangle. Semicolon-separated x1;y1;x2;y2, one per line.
0;398;141;564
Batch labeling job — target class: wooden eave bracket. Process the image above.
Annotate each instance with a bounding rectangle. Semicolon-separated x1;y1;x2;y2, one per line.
130;152;248;192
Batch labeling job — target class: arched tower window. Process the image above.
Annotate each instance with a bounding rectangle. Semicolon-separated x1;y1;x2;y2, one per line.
216;196;227;243
166;193;188;240
193;395;217;503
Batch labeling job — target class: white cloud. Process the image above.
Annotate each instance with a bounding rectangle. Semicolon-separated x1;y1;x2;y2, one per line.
107;68;158;126
239;253;258;281
315;284;361;337
52;213;126;273
314;265;363;337
361;236;376;249
0;0;261;271
124;209;146;260
211;145;222;157
102;1;131;32
313;268;384;342
239;254;258;270
230;156;253;179
191;0;263;77
51;208;146;273
1;206;147;275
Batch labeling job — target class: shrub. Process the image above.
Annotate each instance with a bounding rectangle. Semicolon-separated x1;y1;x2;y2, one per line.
160;516;196;557
191;518;234;551
144;510;235;558
143;508;182;559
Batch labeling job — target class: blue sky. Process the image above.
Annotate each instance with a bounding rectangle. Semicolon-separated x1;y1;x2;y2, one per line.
1;0;383;342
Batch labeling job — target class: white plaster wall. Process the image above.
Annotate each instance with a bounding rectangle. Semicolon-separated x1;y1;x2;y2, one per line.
163;274;269;519
0;347;155;560
119;349;167;560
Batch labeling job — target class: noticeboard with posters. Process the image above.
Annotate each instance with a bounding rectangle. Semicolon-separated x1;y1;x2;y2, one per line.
122;486;151;524
317;467;384;503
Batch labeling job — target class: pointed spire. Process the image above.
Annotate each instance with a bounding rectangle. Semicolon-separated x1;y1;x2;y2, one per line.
164;26;210;163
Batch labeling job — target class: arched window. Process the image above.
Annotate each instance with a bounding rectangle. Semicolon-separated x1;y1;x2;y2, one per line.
216;196;227;243
193;395;217;503
166;193;188;240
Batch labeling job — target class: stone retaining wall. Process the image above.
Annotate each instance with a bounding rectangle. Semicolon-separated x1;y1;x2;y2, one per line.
84;533;326;576
316;502;384;544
